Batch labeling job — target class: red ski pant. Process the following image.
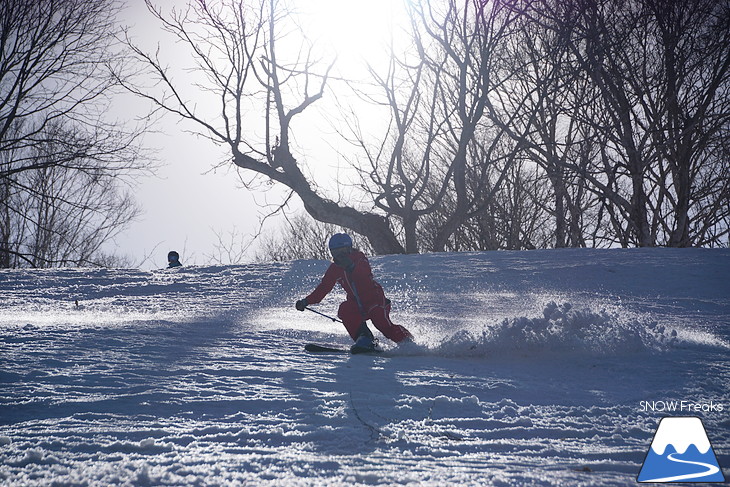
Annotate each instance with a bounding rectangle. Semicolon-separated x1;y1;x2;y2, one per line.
338;299;412;343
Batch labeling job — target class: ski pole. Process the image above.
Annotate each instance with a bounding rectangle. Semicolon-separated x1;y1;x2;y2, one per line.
305;306;342;323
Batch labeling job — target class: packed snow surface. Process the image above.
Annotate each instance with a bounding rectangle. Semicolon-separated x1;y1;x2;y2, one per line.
1;248;728;486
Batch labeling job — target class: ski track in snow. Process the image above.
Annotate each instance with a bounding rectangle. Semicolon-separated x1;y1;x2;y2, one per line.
0;248;728;486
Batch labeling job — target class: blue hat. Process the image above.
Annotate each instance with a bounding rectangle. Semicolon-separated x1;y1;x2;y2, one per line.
328;233;353;250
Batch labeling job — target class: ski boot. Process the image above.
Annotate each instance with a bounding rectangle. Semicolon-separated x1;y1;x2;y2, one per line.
350;322;378;354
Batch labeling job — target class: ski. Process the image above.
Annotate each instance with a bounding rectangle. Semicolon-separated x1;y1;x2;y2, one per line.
304;343;348;353
350;344;383;354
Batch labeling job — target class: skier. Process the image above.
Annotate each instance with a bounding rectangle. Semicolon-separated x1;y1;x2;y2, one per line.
167;250;182;268
295;233;412;352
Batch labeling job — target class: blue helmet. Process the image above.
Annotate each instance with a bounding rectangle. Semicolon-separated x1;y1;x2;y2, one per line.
328;233;352;251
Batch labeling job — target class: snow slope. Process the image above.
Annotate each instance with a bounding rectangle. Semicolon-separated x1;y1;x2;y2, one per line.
1;248;728;486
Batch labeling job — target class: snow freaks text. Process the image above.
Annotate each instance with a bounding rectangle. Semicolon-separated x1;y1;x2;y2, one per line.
639;401;724;413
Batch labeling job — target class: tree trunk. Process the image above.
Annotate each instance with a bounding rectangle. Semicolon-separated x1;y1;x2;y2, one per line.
232;151;404;255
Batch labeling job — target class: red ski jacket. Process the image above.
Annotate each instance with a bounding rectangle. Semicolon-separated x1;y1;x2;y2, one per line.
305;250;386;313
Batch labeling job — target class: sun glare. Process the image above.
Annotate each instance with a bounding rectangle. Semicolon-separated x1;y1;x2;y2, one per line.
301;0;409;71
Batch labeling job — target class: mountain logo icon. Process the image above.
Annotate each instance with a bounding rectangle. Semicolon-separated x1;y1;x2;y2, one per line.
638;416;725;483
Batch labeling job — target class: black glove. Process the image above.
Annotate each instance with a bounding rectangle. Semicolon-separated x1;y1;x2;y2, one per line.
333;254;354;272
295;298;308;311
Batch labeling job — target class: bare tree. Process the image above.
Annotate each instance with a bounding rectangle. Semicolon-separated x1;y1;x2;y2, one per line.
408;0;524;252
121;0;729;256
647;0;730;246
0;0;147;267
562;0;730;247
120;0;405;254
350;53;437;254
484;0;730;249
486;6;598;248
345;0;527;252
1;123;140;267
436;158;552;251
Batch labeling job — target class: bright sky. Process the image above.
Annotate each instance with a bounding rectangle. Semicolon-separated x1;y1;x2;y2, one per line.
302;0;407;69
111;0;410;269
